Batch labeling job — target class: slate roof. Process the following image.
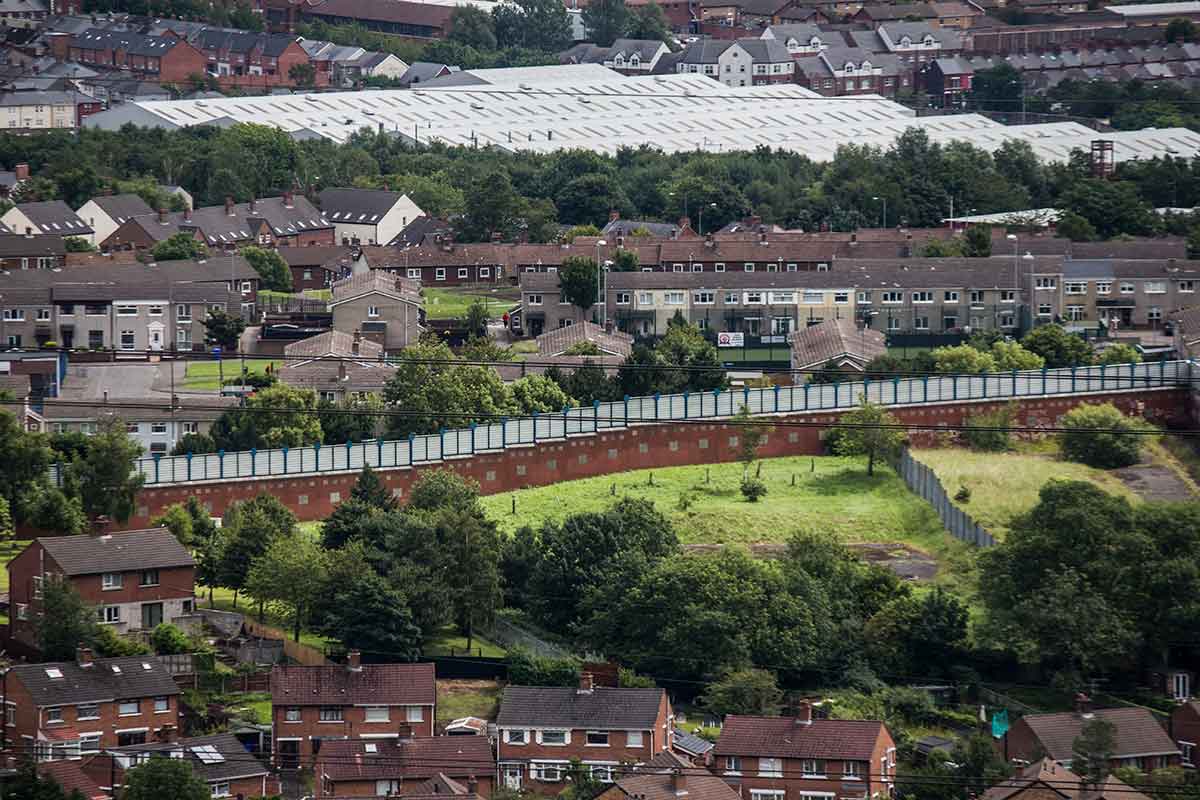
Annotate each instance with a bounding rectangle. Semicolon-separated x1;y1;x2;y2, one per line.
673;729;716;757
735;37;792;62
0;374;32;399
678;40;735;63
1018;708;1180;761
0;232;65;257
318;735;495;781
401;62;453;85
608;38;667;60
601;219;685;238
277;245;352;268
37;528;194;575
860;1;936;17
111;732;270;784
788;316;886;370
713;715;888;760
87;193;153;224
10;655;182;706
70;27;183;57
536;321;633;358
10;200;93;236
319;187;406;224
271;662;436;706
610;751;737;800
1171;305;1200;346
496;686;665;730
283;329;385;360
391;216;453;247
982;758;1153;800
330;270;421;305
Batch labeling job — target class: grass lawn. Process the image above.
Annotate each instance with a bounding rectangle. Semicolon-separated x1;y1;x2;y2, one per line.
912;445;1140;540
424;288;518;321
426;625;506;658
225;691;272;724
205;587;335;653
481;456;948;550
182;359;280;391
260;289;331;301
0;541;31;592
437;680;501;723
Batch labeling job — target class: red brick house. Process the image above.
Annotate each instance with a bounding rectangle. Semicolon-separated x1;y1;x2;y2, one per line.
102;195;334;252
271;655;436;766
64;28;208;83
38;760;110;800
597;750;740;800
711;707;897;800
278;245;353;290
7;528;196;653
981;758;1153;800
3;648;183;761
315;733;496;797
1169;701;1199;769
495;674;674;794
999;704;1181;773
84;732;275;798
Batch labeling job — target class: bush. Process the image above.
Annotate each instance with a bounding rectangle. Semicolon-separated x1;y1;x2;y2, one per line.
222;372;276;389
505;647;580;686
93;625;151;657
962;403;1016;452
151;623;191;655
1059;402;1145;469
955;485;972;502
740;477;768;502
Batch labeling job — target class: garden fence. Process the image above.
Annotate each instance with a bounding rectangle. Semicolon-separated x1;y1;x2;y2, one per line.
895;448;996;547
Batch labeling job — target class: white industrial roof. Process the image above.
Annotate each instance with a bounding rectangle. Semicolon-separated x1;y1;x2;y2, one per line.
944;208;1061;225
81;69;1200;163
1105;2;1200;14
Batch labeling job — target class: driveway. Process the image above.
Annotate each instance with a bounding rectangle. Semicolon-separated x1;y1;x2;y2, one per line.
59;362;167;400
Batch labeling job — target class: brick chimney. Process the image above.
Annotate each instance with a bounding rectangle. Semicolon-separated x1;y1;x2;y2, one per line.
184;207;192;223
672;769;688;797
76;646;94;668
338;360;347;383
23;227;32;238
225;196;235;217
249;197;257;213
347;650;362;671
90;515;111;536
1074;693;1093;718
468;777;479;796
795;700;812;725
283;190;294;209
578;672;594;694
352;329;361;356
157;208;167;224
609;209;620;223
14;163;29;181
678;216;691;232
156;724;178;743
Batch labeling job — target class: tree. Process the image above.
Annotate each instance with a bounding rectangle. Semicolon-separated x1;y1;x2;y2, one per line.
121;757;211;800
1056;211;1098;242
210;384;323;450
63;236;95;252
494;0;572;51
864;587;968;676
201;309;245;351
0;497;12;543
651;320;725;393
511;374;573;414
1059;402;1146;469
288;62;317;88
211;124;298;200
151;232;206;262
831;399;906;476
246;535;330;641
969;63;1023;113
151;503;194;547
1165;17;1197;42
559;255;599;313
22;482;87;535
37;578;98;661
0;409;54;524
1073;717;1117;785
240;245;292;292
1022;324;1093;368
626;1;670;41
963;403;1017;452
317;570;422;658
319;393;385;445
990;340;1044;371
5;759;87;800
932;344;996;374
734;404;769;502
441;507;502;649
448;4;497;50
219;494;297;608
1060;178;1159;239
701;668;783;717
1098;343;1142;365
63;416;145;523
962;224;992;257
465;299;490;338
150;623;191;655
582;0;628;47
351;465;397;510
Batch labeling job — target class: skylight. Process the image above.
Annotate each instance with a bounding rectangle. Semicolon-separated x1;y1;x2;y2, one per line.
364;743;378;753
192;745;224;764
45;667;63;679
111;665;121;673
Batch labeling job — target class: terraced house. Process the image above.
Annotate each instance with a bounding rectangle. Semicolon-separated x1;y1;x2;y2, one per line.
495;674;674;794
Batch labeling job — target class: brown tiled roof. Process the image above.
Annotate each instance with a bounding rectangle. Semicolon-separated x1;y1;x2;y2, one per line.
788;317;886;370
713;715;888;761
277;245;353;268
38;527;194;575
1019;708;1179;761
283;330;384;360
330;270;420;305
1173;305;1200;346
982;758;1152;800
305;0;454;28
278;359;395;393
536;321;633;358
608;751;739;800
39;398;236;423
361;243;506;269
271;662;436;706
319;736;495;782
38;760;108;800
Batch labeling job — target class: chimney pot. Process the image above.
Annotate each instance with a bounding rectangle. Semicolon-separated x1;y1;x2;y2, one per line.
672;769;688;797
249;197;257;213
76;646;94;667
578;672;595;693
348;650;362;671
284;190;294;208
795;700;813;725
225;196;235;216
678;216;691;231
14;163;29;181
157;207;167;224
609;209;620;223
184;207;192;222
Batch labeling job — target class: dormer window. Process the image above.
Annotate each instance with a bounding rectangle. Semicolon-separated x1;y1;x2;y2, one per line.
924;35;935;46
810;36;820;47
862;61;872;70
844;63;855;72
614;54;624;65
900;36;912;46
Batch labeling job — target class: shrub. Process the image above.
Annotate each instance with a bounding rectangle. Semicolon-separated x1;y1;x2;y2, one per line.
506;647;580;686
151;623;192;655
1059;402;1145;469
955;485;972;502
740;477;768;502
963;403;1016;452
93;625;151;657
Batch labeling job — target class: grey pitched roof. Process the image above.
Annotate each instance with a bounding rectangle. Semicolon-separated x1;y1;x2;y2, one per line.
764;23;824;42
601;219;681;238
1020;708;1180;761
401;62;452;85
38;528;195;576
284;329;385;359
735;37;792;62
932;56;973;73
319;187;406;223
678;40;734;64
0;232;64;257
608;39;666;60
111;733;269;783
788;316;886;370
9;655;182;707
70;27;182;57
87;193;153;224
496;686;665;730
11;200;93;235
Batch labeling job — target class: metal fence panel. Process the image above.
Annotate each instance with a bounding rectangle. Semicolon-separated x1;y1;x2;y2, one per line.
894;448;996;548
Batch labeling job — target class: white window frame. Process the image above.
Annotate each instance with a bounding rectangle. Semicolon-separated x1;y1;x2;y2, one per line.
118;700;139;716
504;729;528;745
364;706;389;723
585;731;609;746
319;706;344;722
539;729;569;746
801;758;826;778
724;756;742;775
367;305;380;318
750;791;785;800
284;707;301;722
912;291;933;304
1035;277;1056;290
627;731;644;747
435;268;446;281
666;291;684;305
102;572;122;590
1179;280;1195;293
759;756;783;777
406;705;423;722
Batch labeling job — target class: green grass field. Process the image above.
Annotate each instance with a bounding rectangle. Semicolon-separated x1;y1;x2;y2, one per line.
437;680;502;722
426;624;506;658
260;289;331;302
423;288;518;321
912;446;1140;540
182;359;280;391
480;456;947;549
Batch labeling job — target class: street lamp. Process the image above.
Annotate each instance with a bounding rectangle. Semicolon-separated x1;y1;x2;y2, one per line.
595;239;607;325
872;196;887;228
698;202;717;236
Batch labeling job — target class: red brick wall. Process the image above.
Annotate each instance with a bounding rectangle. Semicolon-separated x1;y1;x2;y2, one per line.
272;703;435;763
1171;704;1200;764
70;565;194;606
723;729;895;800
160;40;210;83
324;773;495;798
121;389;1189;529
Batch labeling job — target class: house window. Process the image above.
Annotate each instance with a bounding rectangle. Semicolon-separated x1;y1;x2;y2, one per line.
725;756;742;774
691;263;702;272
533;763;564;782
302;270;313;281
1035;277;1056;290
154;697;169;713
284;707;301;722
118;700;139;715
435;268;446;281
1181;742;1195;767
212;781;231;798
480;267;491;278
786;263;798;272
116;305;138;316
744;263;755;272
845;761;864;779
673;263;684;272
801;759;826;777
715;262;726;272
527;294;542;306
751;792;785;800
888;317;901;331
376;781;401;796
176;304;191;321
120;330;136;350
37;308;50;321
367;305;380;318
1000;291;1015;303
802;290;823;304
1144;281;1166;294
694;291;715;305
1120;282;1135;294
586;731;609;746
102;572;122;590
666;292;684;305
364;706;389;723
15;603;27;620
140;570;159;586
914;316;930;330
1000;313;1015;328
182;422;198;434
458;268;469;279
638;292;653;305
77;704;99;720
541;730;568;745
1096;282;1112;294
912;291;933;303
1067;305;1085;321
882;291;902;304
319;707;344;722
85;305;106;316
1065;282;1087;294
834;292;849;304
1180;280;1195;292
148;306;163;316
616;293;630;305
1149;306;1162;323
80;734;101;754
150;423;167;434
944;291;959;302
505;729;527;744
969;290;983;305
591;765;615;783
240;281;251;293
858;291;871;304
407;268;421;279
117;731;146;746
46;707;63;724
759;757;783;777
3;309;23;322
406;705;423;722
746;292;763;304
627;731;644;747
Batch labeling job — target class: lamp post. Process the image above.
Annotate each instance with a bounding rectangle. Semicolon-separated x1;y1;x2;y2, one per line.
595;239;606;325
698;202;717;236
872;195;887;228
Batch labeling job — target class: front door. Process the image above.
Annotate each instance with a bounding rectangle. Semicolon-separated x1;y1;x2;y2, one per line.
278;740;300;769
141;602;163;629
504;766;523;790
147;322;164;351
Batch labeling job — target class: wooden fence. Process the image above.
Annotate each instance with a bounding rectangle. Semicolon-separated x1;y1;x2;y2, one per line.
242;618;329;666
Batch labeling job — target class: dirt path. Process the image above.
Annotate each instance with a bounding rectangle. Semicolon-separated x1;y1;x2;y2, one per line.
683;541;938;580
1114;462;1196;502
